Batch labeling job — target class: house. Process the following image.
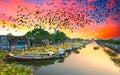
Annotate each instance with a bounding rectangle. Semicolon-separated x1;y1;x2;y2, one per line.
9;36;27;50
0;35;9;50
0;35;27;50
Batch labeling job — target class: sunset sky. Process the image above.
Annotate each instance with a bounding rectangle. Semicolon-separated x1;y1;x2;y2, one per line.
0;0;120;39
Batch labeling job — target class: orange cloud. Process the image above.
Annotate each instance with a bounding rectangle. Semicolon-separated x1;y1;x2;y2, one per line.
75;14;120;39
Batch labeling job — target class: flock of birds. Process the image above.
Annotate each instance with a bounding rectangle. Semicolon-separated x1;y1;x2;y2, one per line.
0;0;120;33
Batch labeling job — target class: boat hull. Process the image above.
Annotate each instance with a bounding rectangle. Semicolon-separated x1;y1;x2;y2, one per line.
8;54;53;61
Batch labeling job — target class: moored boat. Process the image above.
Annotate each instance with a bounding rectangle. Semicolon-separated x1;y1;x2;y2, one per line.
8;54;53;61
58;48;65;55
94;46;99;50
72;45;80;49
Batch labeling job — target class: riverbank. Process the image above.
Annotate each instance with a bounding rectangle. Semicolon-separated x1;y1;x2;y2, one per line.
103;47;120;66
96;43;120;66
96;40;120;53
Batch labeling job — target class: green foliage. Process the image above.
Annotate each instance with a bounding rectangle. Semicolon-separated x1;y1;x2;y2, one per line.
11;50;23;56
6;33;14;50
30;47;43;51
100;39;120;45
32;28;49;41
59;44;71;49
24;28;69;45
45;46;58;53
54;31;68;42
0;51;8;59
0;51;24;58
24;31;34;41
24;28;50;42
48;34;55;41
0;64;33;75
7;33;14;42
76;38;84;41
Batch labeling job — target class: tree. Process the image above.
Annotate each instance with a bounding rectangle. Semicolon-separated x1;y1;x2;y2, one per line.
48;33;55;44
24;28;69;47
77;38;84;41
54;30;68;43
24;31;34;48
32;28;50;46
33;28;50;42
48;34;55;41
7;33;14;51
24;28;51;47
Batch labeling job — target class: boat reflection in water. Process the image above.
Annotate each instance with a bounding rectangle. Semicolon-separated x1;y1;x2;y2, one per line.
8;42;120;75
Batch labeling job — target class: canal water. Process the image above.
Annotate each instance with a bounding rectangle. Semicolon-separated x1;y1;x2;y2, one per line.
17;42;120;75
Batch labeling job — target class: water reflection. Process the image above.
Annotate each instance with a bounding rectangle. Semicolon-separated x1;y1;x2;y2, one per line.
9;42;120;75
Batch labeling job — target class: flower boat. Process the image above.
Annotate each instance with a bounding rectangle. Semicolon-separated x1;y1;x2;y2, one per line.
8;54;53;61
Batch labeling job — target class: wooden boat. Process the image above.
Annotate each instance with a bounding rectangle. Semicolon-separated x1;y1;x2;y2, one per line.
94;46;99;50
72;45;80;50
8;54;53;61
